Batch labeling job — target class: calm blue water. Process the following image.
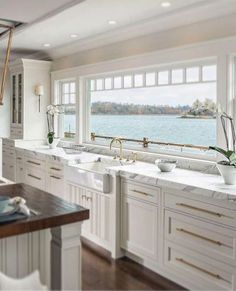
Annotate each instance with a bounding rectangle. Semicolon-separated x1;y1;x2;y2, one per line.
64;114;216;147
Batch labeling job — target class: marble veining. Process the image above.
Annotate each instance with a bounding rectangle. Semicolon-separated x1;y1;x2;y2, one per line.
15;145;236;203
107;162;236;201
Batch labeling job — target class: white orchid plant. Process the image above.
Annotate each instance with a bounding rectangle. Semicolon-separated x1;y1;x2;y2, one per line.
46;105;63;144
209;111;236;167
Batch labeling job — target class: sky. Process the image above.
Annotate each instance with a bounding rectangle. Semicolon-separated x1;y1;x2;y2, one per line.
91;82;216;107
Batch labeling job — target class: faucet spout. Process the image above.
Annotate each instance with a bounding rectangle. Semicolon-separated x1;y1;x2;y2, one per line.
110;137;123;160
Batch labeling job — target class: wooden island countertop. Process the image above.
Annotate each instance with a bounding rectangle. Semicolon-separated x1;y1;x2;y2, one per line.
0;183;89;239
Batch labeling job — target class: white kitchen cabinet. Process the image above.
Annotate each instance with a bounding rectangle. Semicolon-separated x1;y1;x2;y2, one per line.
164;241;235;291
121;195;158;260
2;139;16;181
46;161;64;198
47;173;64;198
16;160;25;183
25;165;45;190
65;182;111;250
163;188;236;291
121;179;159;261
9;59;51;140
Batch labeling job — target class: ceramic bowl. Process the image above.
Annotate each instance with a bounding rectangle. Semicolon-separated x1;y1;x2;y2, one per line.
155;159;177;172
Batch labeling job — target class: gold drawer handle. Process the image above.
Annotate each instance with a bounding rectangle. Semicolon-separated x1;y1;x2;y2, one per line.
176;203;231;218
27;160;41;166
50;175;61;180
50;167;61;171
132;189;153;197
176;228;229;247
28;174;41;180
176;257;230;283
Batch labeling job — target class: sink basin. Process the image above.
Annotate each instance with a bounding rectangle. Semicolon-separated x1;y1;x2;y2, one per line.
65;159;120;193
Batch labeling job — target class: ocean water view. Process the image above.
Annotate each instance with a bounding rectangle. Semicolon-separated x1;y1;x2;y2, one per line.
65;114;216;147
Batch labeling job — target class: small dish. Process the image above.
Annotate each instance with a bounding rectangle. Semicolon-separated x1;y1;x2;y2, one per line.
0;197;18;217
155;159;177;172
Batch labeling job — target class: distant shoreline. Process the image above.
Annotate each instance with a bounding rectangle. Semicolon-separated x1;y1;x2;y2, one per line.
180;115;216;119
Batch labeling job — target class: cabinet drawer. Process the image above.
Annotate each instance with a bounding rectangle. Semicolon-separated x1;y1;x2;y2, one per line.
3;147;15;158
121;180;160;204
165;241;235;291
47;162;64;176
165;210;236;267
165;192;236;228
26;158;45;169
25;166;45;190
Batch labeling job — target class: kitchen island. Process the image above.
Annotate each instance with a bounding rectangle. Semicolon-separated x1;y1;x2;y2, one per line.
0;183;89;290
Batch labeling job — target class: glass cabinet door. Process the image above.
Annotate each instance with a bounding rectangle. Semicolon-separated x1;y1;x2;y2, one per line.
17;73;22;125
12;75;17;124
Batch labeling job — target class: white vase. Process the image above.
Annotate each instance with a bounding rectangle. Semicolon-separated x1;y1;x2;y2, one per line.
48;138;60;149
217;163;236;185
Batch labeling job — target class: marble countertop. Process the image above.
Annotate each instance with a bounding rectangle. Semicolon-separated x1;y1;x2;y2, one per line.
15;145;101;164
108;162;236;201
15;145;236;201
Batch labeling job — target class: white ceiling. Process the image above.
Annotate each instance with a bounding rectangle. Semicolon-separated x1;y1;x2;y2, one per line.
0;0;79;23
1;0;236;61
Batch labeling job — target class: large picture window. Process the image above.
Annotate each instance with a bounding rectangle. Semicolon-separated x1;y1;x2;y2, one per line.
87;62;217;156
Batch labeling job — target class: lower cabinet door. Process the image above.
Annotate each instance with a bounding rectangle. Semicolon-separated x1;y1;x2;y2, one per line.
3;157;15;181
121;196;158;260
65;182;111;249
16;161;25;183
47;174;64;198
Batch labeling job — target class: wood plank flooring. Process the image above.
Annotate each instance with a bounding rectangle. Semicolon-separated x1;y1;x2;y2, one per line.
82;244;186;290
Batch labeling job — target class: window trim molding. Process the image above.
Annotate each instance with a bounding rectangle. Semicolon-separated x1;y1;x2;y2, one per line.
82;59;218;161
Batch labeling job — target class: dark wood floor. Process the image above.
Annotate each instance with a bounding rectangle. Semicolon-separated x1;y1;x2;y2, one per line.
82;244;185;290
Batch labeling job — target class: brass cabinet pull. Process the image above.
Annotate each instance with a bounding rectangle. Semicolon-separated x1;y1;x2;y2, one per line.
17;157;22;160
28;174;41;180
131;189;152;197
50;175;61;180
175;257;229;283
27;160;41;166
50;167;61;171
176;228;228;247
176;203;231;218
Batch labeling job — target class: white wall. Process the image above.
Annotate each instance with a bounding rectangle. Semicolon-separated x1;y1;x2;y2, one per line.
0;68;10;176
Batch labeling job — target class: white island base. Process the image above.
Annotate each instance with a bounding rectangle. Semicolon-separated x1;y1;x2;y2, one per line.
0;222;82;290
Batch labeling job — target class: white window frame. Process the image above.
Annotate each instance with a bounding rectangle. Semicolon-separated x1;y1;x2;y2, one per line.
54;78;77;140
82;59;218;160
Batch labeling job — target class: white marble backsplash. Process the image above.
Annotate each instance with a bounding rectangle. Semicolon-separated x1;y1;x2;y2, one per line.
77;143;219;175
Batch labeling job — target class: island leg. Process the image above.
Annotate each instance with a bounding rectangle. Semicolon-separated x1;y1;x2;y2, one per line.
51;222;82;290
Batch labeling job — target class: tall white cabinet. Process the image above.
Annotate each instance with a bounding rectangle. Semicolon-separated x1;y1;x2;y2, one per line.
9;59;52;140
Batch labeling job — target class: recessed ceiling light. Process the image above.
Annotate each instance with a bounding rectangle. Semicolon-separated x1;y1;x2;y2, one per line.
108;20;117;25
161;2;171;7
43;43;51;47
70;34;78;38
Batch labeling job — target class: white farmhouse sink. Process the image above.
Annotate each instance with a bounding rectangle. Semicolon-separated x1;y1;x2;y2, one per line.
65;159;121;193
